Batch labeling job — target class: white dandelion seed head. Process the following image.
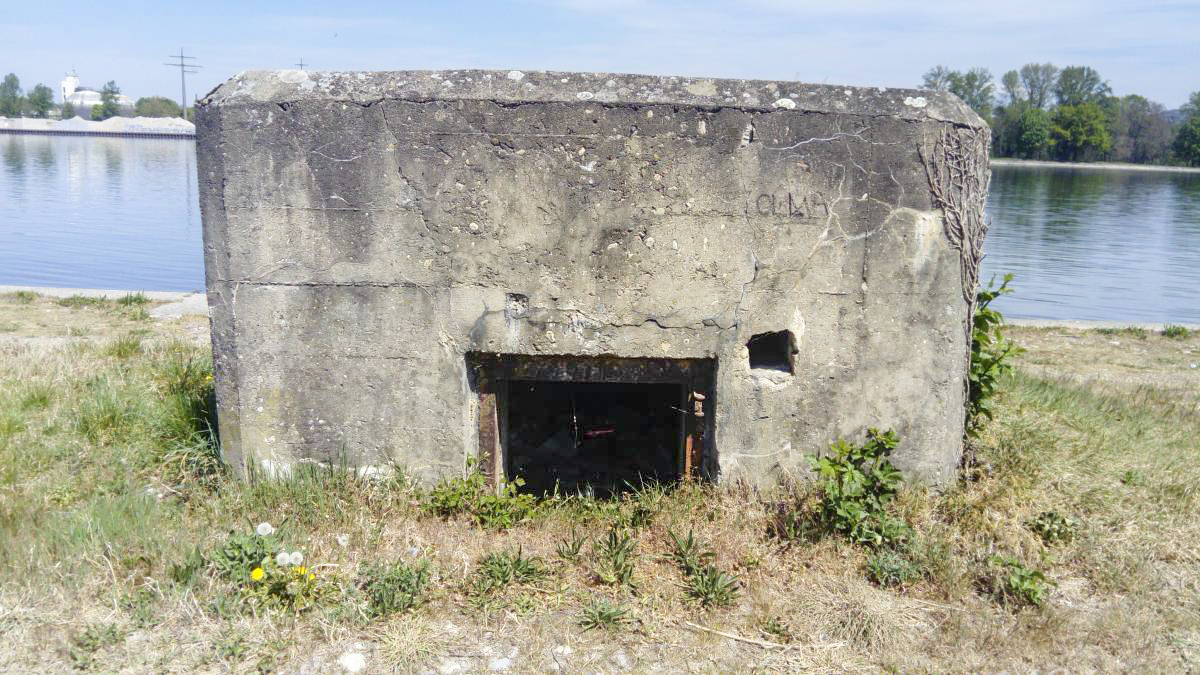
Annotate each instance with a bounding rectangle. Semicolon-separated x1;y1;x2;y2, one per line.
275;551;290;566
336;534;350;547
289;551;304;566
256;522;275;536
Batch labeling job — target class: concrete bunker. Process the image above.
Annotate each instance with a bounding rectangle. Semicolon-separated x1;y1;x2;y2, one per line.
196;69;991;488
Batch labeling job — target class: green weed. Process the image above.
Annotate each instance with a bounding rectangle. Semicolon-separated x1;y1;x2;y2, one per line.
809;429;910;548
866;548;921;588
685;564;740;608
57;295;108;309
983;555;1053;608
423;461;536;529
1162;324;1191;339
13;290;37;303
556;530;587;562
667;528;714;577
360;559;431;618
593;527;637;587
578;597;630;631
1028;510;1077;544
69;622;123;669
117;292;150;306
104;333;143;359
473;547;546;595
969;275;1023;433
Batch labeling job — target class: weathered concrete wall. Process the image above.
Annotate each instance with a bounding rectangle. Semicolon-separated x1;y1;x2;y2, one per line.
197;69;990;486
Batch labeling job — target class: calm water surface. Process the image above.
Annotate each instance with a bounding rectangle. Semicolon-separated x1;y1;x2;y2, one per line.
1;136;1198;321
981;164;1200;323
1;134;202;291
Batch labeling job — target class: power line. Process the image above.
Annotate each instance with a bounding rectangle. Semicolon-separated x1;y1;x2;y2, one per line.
164;48;200;120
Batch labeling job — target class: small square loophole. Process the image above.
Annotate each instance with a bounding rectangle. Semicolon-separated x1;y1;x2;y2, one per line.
747;330;796;373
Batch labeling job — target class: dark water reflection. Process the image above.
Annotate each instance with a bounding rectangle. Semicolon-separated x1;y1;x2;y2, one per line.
0;136;1197;321
982;164;1200;323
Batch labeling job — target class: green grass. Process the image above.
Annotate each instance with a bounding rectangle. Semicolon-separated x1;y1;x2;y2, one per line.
0;316;1197;671
56;295;109;309
1162;324;1191;339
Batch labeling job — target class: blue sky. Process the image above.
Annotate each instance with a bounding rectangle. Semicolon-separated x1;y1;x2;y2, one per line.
3;0;1198;108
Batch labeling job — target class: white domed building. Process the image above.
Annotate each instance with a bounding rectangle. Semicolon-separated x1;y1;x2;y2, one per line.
61;72;132;110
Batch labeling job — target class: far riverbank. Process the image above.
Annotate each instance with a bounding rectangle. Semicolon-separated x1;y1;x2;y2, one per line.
991;157;1200;174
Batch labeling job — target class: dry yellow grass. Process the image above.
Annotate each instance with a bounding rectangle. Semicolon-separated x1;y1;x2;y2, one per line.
0;292;1197;672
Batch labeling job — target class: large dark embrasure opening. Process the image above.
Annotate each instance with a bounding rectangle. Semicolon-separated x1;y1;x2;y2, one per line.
467;354;716;498
506;381;682;496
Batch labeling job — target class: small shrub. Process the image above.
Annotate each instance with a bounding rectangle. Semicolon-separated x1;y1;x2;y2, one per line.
593;527;637;587
13;290;37;303
983;556;1053;608
1162;324;1191;339
866;548;921;588
578;597;630;631
1028;510;1077;544
809;429;910;548
968;275;1023;434
685;565;740;608
360;559;431;618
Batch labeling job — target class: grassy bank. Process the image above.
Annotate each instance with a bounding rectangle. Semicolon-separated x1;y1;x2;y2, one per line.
1;292;1198;672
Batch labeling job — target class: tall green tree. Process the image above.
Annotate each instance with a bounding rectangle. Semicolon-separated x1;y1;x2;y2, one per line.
0;73;23;117
1182;91;1200;118
921;65;955;92
61;101;76;118
26;84;54;118
1050;103;1111;161
1054;66;1111;106
1012;107;1051;159
91;80;122;120
1111;95;1172;164
134;96;182;117
1019;63;1059;109
1173;116;1200;166
1001;70;1025;105
921;65;995;123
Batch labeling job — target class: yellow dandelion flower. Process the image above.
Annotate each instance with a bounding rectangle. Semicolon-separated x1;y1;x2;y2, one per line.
293;566;307;576
308;573;316;581
250;567;264;581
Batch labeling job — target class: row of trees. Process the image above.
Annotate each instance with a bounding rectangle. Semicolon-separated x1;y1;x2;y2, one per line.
922;64;1200;166
0;73;184;121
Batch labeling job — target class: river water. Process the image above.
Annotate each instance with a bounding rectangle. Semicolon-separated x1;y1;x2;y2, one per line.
1;135;1198;322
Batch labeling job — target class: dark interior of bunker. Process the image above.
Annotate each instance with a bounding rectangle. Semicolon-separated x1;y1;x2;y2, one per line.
506;380;683;496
